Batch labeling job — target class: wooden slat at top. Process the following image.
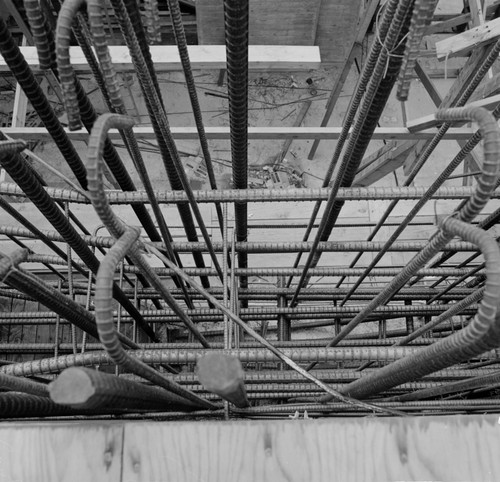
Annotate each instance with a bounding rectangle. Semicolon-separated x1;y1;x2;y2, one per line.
0;45;321;72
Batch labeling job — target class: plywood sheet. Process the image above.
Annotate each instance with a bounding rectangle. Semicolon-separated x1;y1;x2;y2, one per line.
197;0;321;46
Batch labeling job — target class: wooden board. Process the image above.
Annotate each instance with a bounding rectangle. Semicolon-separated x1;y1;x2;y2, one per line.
197;0;321;46
0;45;321;72
436;16;500;59
121;415;500;481
1;415;498;482
0;126;477;141
0;422;123;481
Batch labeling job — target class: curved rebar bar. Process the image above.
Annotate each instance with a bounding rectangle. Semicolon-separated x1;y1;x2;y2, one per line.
334;217;500;401
311;106;500;362
87;114;210;347
94;225;215;409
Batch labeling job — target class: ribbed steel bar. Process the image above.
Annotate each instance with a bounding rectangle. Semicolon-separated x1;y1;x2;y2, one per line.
55;0;168;245
0;392;79;418
93;225;215;409
167;0;224;234
0;284;478;302
0;249;137;348
387;370;500;402
84;0;192;302
24;0;56;70
3;347;500;378
0;141;157;341
0;224;481;253
0;302;477;323
0;184;495;204
22;254;484;278
336;38;500;291
0;17;87;188
232;399;500;416
307;106;500;372
334;217;500;401
287;0;412;292
396;0;439;101
223;0;249;296
293;4;414;301
49;367;201;411
86;115;210;347
339;101;500;307
145;245;406;416
110;0;220;287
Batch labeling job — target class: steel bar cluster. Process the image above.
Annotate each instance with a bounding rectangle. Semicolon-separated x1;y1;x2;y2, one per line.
0;0;498;420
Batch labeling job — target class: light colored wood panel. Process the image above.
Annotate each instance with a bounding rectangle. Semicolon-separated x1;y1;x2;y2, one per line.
0;126;476;141
122;415;500;482
0;422;123;482
197;0;321;46
436;16;500;59
0;45;320;72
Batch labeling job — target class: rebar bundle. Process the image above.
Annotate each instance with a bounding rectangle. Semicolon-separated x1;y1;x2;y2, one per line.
0;0;498;421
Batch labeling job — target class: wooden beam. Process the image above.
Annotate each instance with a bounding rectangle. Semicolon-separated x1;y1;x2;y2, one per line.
407;93;500;132
0;45;321;72
0;126;477;141
307;0;379;159
354;141;416;186
425;13;471;35
276;101;311;163
414;59;483;176
435;16;500;59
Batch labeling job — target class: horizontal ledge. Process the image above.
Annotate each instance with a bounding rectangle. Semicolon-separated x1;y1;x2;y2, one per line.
0;45;320;71
1;126;476;141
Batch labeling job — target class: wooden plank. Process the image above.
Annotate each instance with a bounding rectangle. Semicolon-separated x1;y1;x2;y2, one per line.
436;16;500;59
354;141;416;186
407;93;500;132
0;46;321;72
276;101;312;163
0;126;477;141
425;13;471;35
197;0;321;46
0;422;123;481
414;59;483;175
122;415;500;481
